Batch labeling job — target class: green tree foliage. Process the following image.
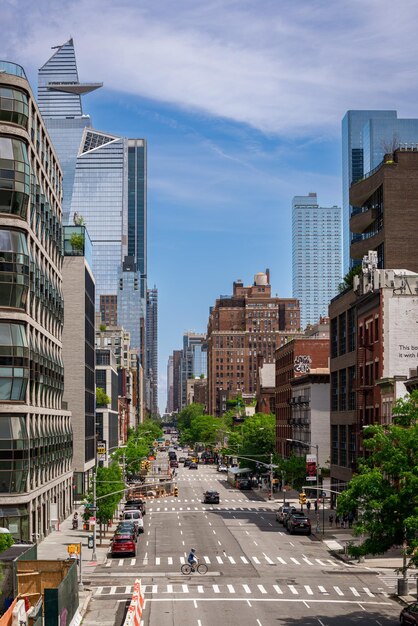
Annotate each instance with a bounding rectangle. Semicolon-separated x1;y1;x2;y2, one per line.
337;391;418;568
0;533;14;554
276;455;307;492
113;420;162;475
240;413;275;457
338;264;362;293
177;403;205;433
95;462;124;525
96;387;110;407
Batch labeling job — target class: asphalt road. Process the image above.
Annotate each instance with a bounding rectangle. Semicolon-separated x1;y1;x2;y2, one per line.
83;451;401;626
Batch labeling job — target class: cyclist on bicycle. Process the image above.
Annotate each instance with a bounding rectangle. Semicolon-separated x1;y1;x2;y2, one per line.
188;548;198;572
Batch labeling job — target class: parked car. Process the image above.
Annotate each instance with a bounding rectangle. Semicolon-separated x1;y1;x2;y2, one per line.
237;479;252;490
189;462;198;470
122;509;144;533
276;505;297;524
115;521;138;539
125;499;146;515
286;512;311;535
184;459;192;467
203;490;220;504
400;602;418;624
179;457;186;463
217;464;228;473
111;534;136;557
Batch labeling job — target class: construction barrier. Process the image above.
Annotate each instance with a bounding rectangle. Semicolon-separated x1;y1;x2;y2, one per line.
123;579;145;626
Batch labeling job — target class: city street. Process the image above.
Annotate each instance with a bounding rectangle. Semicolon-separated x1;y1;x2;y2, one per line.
83;452;401;626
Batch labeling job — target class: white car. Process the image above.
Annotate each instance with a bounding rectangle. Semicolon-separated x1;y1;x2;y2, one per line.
217;464;228;473
122;509;144;533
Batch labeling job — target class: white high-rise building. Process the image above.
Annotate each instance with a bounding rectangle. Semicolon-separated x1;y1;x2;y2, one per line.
292;193;342;329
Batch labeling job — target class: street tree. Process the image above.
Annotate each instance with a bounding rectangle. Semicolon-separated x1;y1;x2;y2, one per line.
337;390;418;568
241;413;275;457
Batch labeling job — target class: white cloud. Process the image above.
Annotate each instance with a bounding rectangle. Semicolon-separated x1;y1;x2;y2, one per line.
3;0;418;136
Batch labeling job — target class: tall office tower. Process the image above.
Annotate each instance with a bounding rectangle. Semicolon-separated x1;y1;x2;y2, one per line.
166;356;174;413
292;193;342;329
117;256;143;351
342;110;418;272
207;271;301;416
62;226;95;497
128;140;147;294
0;61;73;540
146;288;158;416
180;333;207;410
172;350;182;413
38;39;102;224
39;40;127;305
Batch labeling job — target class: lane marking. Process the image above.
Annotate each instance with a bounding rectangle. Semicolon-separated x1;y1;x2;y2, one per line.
277;557;286;564
290;557;300;565
242;584;251;594
252;556;261;564
240;556;249;564
228;556;236;564
213;585;220;593
334;586;344;596
258;585;267;594
166;585;173;594
304;585;313;595
216;556;223;564
273;585;282;594
350;587;360;597
318;586;328;595
263;554;274;564
227;584;235;594
363;587;374;597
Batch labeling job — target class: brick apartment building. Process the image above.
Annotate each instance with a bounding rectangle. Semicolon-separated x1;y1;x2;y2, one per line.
207;271;300;416
275;337;329;458
330;251;418;495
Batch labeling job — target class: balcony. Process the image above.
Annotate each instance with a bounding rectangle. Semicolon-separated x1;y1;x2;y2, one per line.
350;230;384;261
289;395;310;405
350;207;377;234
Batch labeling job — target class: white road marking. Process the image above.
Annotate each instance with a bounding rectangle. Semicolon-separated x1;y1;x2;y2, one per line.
197;586;204;593
334;586;344;596
152;585;157;593
96;586;103;595
277;556;286;564
288;585;298;595
216;556;223;564
180;556;185;564
252;556;261;564
273;585;283;594
350;587;360;597
240;556;249;564
105;561;111;568
318;586;328;595
228;556;236;564
253;541;258;546
227;584;235;594
304;585;313;595
110;586;116;595
166;585;173;593
263;554;274;564
194;599;198;608
302;555;313;565
155;557;160;565
182;584;188;593
168;557;173;565
243;584;251;594
258;585;267;594
290;557;300;565
363;587;374;597
203;556;210;563
315;559;326;566
118;560;123;567
130;559;136;566
213;585;220;593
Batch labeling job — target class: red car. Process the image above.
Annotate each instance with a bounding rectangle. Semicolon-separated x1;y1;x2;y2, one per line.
111;534;136;557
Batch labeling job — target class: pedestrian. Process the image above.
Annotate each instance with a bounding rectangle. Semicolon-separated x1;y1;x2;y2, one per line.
348;511;354;528
335;514;340;527
343;514;349;528
306;501;311;512
314;500;318;512
328;513;334;527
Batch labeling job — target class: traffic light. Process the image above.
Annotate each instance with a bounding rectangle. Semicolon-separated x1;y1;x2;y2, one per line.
174;486;179;497
299;492;307;505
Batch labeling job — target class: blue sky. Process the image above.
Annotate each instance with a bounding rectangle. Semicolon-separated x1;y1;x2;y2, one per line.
3;0;418;411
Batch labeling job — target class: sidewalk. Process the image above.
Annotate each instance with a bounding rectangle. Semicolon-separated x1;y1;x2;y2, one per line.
37;506;114;623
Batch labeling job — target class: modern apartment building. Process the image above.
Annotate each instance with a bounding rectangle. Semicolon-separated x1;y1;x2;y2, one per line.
180;332;207;410
62;226;95;497
292;193;342;329
349;148;418;273
0;60;72;540
166;355;174;414
207;271;300;416
146;288;158;417
342;110;418;272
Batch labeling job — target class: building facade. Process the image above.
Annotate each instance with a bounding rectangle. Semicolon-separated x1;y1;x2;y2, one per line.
180;332;207;410
292;193;342;329
62;226;95;497
349;148;418;273
0;60;72;540
95;349;119;457
117;256;142;352
166;355;174;414
207;271;301;416
146;287;158;417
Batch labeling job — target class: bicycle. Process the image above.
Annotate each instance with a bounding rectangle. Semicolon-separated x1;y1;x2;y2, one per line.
181;561;208;575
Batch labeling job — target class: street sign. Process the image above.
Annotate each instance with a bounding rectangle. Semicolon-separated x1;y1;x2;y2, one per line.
67;543;80;555
97;441;107;462
89;517;96;526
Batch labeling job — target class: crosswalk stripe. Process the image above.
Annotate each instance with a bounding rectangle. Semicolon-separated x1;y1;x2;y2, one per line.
110;586;116;595
316;559;326;566
216;556;223;564
252;556;261;564
228;556;236;564
96;586;103;595
350;587;360;597
118;559;123;567
156;557;160;565
304;585;313;595
273;585;283;595
240;556;249;564
288;585;298;595
326;559;337;566
334;586;344;596
105;561;111;568
167;585;173;593
318;586;328;595
130;559;136;566
197;586;204;593
213;585;220;593
242;584;251;594
180;556;185;564
302;556;313;565
258;585;267;594
263;554;274;564
363;587;374;597
203;556;210;563
277;556;286;564
168;557;173;565
227;585;235;594
124;585;131;594
290;557;300;565
182;584;188;593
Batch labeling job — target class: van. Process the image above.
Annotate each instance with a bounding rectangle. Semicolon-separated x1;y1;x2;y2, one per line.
122;509;144;533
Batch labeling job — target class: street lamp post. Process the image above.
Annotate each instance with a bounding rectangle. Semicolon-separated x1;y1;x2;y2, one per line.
286;438;320;532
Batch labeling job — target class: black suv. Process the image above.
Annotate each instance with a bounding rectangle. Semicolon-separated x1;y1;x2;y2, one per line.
203;490;220;504
286;512;311;535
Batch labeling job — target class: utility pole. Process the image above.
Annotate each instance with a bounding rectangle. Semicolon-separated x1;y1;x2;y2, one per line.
269;452;274;501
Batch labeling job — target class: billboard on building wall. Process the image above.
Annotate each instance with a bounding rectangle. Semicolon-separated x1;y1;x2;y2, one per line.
306;454;317;482
384;295;418;378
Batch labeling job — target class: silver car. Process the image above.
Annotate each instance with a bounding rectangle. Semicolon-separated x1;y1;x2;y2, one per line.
276;505;297;525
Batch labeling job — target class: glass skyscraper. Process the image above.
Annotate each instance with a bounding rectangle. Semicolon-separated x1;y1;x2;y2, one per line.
341;110;418;272
118;256;143;352
38;39;102;225
128;139;147;297
292;193;342;329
